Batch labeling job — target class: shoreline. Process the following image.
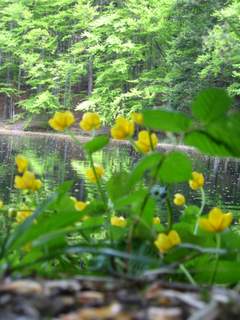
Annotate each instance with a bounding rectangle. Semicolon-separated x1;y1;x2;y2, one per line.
0;128;196;153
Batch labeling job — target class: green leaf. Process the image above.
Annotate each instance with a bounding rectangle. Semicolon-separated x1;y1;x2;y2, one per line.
143;109;192;132
84;135;109;154
107;172;131;202
207;113;240;157
184;131;233;157
192;88;233;123
158;152;192;183
128;152;163;188
195;260;240;284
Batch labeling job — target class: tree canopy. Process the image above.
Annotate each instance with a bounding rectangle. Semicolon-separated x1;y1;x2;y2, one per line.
0;0;239;122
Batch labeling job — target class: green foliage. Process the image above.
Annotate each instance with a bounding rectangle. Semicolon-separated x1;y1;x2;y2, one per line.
0;0;239;120
0;87;239;285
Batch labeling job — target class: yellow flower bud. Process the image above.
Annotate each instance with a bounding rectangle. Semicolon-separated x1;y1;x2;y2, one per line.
85;165;104;183
71;197;88;211
16;210;33;224
79;112;101;131
131;112;144;125
154;230;181;254
111;116;134;140
189;171;204;190
153;217;161;225
199;207;233;233
15;155;28;173
49;111;75;131
111;216;127;228
135;130;158;153
15;171;42;192
173;193;186;206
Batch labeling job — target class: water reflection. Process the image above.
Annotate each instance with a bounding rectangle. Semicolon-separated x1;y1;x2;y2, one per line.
0;134;239;213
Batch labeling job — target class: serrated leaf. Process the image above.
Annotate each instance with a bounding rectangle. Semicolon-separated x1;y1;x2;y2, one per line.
184;131;233;157
158;152;192;183
192;88;233;123
143;109;192;132
84;135;109;154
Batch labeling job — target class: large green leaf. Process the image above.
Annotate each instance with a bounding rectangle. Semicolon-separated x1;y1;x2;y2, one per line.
195;260;240;284
192;88;233;123
158;151;192;183
84;135;109;154
143;109;192;132
128;152;163;188
184;131;233;157
207;113;240;157
107;172;131;202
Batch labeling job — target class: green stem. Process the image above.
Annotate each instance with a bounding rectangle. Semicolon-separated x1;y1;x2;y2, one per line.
88;153;107;205
210;233;221;285
66;129;107;206
147;130;154;151
194;187;205;235
179;263;197;286
166;194;173;232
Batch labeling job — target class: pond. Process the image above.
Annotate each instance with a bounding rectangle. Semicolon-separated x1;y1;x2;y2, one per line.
0;132;239;215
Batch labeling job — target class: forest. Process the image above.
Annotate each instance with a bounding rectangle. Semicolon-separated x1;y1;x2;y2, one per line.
1;1;240;319
0;0;240;122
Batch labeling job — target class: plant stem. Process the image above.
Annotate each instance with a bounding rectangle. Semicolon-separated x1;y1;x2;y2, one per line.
210;233;221;285
179;263;197;286
194;187;205;235
88;153;107;205
166;193;173;232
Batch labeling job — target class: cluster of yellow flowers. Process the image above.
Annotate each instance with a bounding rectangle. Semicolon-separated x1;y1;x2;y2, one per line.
85;165;105;183
49;111;101;132
49;111;158;154
16;210;33;224
154;171;233;254
15;155;42;192
48;111;234;257
189;171;204;190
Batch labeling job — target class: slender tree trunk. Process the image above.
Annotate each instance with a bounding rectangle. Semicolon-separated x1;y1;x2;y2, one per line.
87;58;93;96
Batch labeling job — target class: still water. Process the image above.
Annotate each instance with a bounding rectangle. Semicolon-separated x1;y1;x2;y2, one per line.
0;133;239;214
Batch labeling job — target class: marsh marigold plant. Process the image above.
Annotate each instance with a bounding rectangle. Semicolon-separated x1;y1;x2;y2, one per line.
111;216;127;228
15;155;28;173
15;171;42;192
135;130;158;153
154;230;181;254
49;111;75;131
79;112;101;131
85;165;104;183
111;116;134;140
173;193;186;206
199;207;233;233
189;171;204;190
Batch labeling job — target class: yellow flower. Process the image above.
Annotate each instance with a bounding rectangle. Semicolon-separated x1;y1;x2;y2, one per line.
85;165;104;183
111;116;134;140
49;111;75;131
15;155;28;173
135;130;158;153
189;171;204;190
153;217;161;225
22;242;32;253
199;207;233;233
15;171;42;191
111;216;127;228
79;112;101;131
16;210;33;224
173;193;186;206
154;230;181;254
0;200;4;209
71;197;88;211
131;112;144;125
